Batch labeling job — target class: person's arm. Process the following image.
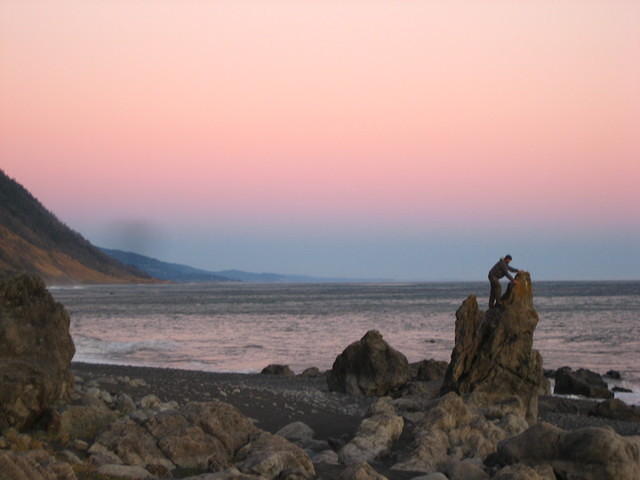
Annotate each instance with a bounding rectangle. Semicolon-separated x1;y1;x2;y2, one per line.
508;265;519;273
505;271;514;281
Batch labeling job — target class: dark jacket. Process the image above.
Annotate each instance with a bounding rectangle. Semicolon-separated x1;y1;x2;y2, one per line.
489;258;518;281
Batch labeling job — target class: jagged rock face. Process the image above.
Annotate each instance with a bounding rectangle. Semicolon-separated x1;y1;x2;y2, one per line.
392;392;528;473
327;330;410;396
440;273;545;423
0;274;75;429
494;422;640;480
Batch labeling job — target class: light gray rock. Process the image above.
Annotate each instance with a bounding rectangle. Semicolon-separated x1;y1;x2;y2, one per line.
410;474;448;480
236;431;315;479
96;464;155;479
139;394;162;409
180;467;259;480
312;450;339;465
337;462;388;480
117;393;137;413
339;398;404;465
441;458;488;480
59;451;82;465
276;422;315;447
492;463;556;480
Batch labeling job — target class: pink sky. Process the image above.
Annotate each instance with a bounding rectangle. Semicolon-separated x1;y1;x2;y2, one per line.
1;1;639;278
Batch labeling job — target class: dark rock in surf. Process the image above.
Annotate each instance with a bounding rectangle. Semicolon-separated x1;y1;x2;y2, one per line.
0;274;75;430
440;272;546;423
612;386;632;393
261;364;294;376
327;330;409;396
605;370;622;380
554;367;613;399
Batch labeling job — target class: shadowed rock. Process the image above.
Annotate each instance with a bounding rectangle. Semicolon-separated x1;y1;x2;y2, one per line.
0;274;75;430
493;421;640;480
440;272;546;423
327;330;409;396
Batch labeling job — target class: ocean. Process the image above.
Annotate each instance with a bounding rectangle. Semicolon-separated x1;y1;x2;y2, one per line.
50;281;640;405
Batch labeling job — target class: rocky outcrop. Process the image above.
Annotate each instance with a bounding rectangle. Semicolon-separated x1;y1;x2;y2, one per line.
261;364;294;376
393;392;527;473
554;367;613;399
327;330;409;396
409;360;448;382
0;274;75;430
88;399;315;479
493;421;640;480
440;273;545;423
339;398;404;465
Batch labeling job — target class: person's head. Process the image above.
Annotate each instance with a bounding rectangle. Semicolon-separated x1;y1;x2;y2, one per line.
505;254;513;263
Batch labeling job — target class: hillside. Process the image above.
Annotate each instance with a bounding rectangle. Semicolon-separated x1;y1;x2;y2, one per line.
0;170;155;284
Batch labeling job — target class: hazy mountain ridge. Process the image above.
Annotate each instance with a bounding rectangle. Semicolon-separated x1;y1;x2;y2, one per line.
0;170;154;284
100;248;234;283
100;248;378;283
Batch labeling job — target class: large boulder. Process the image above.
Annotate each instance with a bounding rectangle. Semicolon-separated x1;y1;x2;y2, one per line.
554;367;613;399
0;274;75;429
493;421;640;480
440;272;545;423
327;330;409;396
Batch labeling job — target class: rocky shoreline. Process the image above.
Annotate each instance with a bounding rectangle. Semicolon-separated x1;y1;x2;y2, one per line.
1;273;639;480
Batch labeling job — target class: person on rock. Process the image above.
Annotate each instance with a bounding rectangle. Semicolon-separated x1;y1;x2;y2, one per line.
488;254;520;308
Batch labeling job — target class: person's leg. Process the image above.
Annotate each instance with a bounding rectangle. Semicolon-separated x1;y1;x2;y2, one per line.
489;276;501;308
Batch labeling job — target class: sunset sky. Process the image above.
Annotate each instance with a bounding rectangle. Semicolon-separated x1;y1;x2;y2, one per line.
1;1;639;280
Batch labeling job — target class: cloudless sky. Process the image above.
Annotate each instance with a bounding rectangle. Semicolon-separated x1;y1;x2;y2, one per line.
1;1;639;280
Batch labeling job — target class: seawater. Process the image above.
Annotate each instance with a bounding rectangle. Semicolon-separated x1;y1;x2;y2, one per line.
50;281;640;405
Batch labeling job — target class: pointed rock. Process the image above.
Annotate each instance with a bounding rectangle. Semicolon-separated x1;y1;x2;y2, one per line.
440;272;545;423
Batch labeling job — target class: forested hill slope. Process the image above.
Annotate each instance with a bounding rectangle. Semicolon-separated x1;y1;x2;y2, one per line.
0;170;155;284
